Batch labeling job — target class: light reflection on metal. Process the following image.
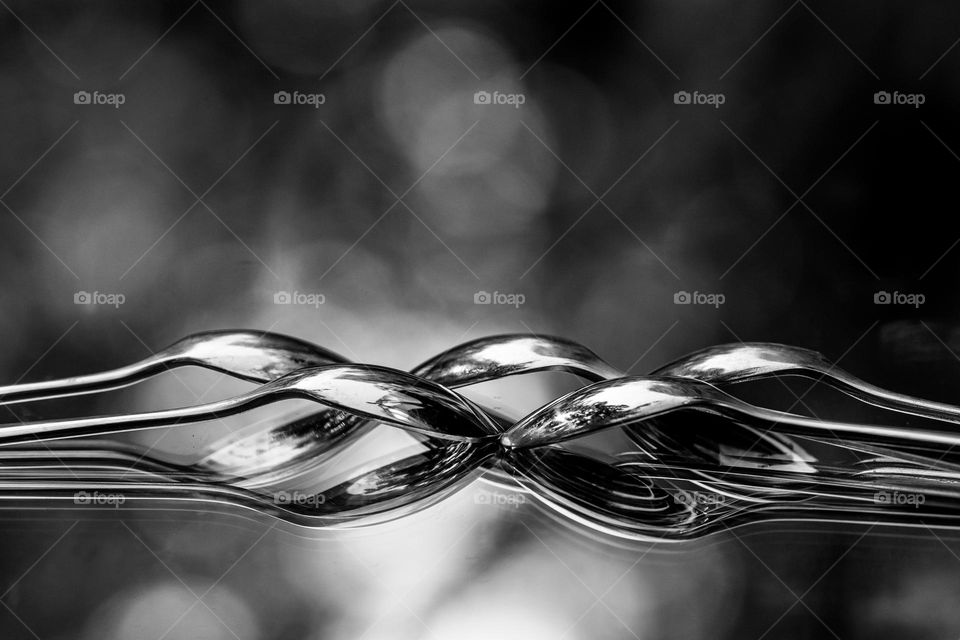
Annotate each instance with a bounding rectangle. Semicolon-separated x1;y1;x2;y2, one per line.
1;332;960;541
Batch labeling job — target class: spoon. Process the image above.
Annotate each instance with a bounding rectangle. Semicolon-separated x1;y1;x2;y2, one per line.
0;436;499;528
0;332;617;496
0;333;631;520
0;365;499;446
506;447;960;541
6;428;960;539
653;342;960;424
0;332;621;406
0;361;505;523
499;376;960;451
10;332;960;432
0;333;618;482
141;332;629;483
420;335;960;428
411;333;622;386
0;330;348;405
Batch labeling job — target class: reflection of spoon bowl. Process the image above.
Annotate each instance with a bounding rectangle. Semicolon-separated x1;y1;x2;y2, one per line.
4;333;960;540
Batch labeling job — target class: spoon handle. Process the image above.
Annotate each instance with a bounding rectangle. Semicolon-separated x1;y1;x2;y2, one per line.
0;365;499;446
724;399;960;451
812;367;960;426
0;393;258;445
0;361;157;406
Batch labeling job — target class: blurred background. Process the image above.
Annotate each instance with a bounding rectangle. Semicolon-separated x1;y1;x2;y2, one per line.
2;0;960;638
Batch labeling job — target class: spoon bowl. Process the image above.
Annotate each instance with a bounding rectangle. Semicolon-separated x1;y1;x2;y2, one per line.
654;342;960;425
0;330;348;405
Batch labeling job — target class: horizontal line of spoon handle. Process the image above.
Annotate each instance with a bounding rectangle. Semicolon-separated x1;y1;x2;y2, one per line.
0;361;156;406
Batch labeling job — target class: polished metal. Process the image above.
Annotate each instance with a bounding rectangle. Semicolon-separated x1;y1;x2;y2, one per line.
1;332;959;540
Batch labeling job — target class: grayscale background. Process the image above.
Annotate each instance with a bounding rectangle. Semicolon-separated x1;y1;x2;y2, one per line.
1;2;960;638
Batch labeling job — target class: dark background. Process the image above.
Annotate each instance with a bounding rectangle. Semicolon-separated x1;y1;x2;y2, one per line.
2;1;960;638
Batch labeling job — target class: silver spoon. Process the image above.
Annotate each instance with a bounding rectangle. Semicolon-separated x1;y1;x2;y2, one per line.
3;373;960;538
83;333;619;480
0;334;634;522
6;425;960;539
411;333;622;387
0;330;348;405
504;444;960;541
0;332;619;406
0;434;498;528
0;364;499;446
653;342;960;424
418;335;960;428
499;376;960;450
0;362;504;523
0;332;609;476
0;333;605;491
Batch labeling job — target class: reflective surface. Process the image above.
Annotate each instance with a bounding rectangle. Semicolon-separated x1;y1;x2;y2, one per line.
0;330;348;405
655;341;960;425
3;333;960;541
412;333;623;386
